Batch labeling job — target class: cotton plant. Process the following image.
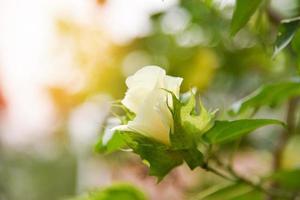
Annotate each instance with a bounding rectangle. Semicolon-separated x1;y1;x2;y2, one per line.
96;66;285;183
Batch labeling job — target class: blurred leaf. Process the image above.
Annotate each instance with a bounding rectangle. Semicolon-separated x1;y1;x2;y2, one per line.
68;183;147;200
229;79;300;116
271;169;300;191
230;0;263;36
291;30;300;53
230;190;264;200
199;183;263;200
273;17;300;57
0;153;77;200
203;119;285;144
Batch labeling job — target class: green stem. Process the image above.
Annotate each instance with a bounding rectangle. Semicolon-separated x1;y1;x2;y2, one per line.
205;163;294;199
273;98;298;171
205;165;236;182
205;164;273;196
268;98;299;200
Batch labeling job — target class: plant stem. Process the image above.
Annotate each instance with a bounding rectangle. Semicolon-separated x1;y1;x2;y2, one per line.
205;165;236;182
273;98;298;170
267;98;299;200
205;164;293;199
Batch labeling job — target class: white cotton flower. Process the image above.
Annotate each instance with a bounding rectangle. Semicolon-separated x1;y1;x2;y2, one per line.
113;66;183;144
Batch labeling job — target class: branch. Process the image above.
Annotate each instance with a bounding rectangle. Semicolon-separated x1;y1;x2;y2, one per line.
268;98;299;200
273;98;298;170
205;151;296;199
205;163;294;199
205;164;274;197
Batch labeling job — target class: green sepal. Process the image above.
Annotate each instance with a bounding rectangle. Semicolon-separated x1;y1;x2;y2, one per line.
180;92;216;135
168;90;216;150
180;148;205;169
123;132;183;181
118;131;205;180
111;102;135;124
94;130;127;154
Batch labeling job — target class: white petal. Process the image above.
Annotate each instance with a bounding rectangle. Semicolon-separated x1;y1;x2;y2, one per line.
125;65;166;89
112;124;130;132
116;66;183;144
103;118;122;145
121;86;151;113
126;89;171;144
122;65;166;113
164;75;183;97
102;129;115;145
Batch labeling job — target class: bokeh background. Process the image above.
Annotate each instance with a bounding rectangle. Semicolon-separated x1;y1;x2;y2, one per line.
0;0;300;199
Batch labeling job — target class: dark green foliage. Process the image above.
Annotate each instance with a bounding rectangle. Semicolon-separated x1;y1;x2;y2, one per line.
231;0;263;36
229;79;300;116
180;148;204;170
274;17;300;57
271;169;300;191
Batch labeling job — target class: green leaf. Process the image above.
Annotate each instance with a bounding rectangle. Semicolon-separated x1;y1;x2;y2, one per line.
119;130;205;180
111;102;136;123
124;132;183;181
66;183;147;200
180;148;204;169
203;119;285;144
134;145;183;181
95;117;129;154
94;131;127;154
273;17;300;57
229;79;300;116
230;0;262;36
199;183;263;200
271;169;300;191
